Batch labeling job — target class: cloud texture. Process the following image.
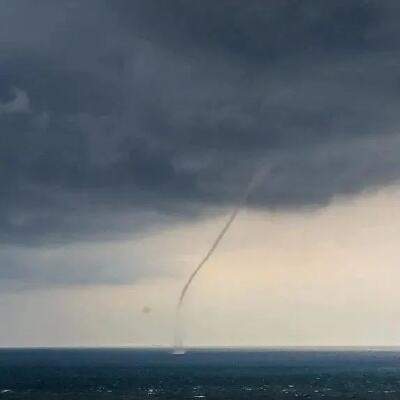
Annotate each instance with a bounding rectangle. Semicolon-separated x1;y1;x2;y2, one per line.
1;0;400;284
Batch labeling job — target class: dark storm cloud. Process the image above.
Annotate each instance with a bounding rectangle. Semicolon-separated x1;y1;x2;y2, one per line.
1;0;400;251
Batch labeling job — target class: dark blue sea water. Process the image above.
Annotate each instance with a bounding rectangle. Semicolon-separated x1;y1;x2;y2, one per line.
1;348;400;399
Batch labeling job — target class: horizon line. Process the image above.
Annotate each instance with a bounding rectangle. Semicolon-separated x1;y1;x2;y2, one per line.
2;345;400;351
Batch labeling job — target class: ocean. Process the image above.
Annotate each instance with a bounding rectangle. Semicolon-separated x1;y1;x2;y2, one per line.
1;348;400;399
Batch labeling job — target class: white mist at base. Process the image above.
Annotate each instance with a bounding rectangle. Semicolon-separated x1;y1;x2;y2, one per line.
172;306;186;354
172;348;186;355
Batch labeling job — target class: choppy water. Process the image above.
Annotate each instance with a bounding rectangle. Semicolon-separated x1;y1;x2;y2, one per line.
2;348;400;399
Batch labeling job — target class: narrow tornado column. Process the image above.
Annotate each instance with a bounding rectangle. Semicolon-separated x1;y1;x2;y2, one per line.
172;170;266;354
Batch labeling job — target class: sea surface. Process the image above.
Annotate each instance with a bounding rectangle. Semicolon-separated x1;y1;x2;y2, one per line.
1;348;400;399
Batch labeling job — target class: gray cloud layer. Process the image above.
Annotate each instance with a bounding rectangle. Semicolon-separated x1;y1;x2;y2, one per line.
1;0;400;250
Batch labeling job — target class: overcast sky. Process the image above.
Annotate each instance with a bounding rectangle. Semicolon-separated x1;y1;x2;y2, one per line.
2;0;400;347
